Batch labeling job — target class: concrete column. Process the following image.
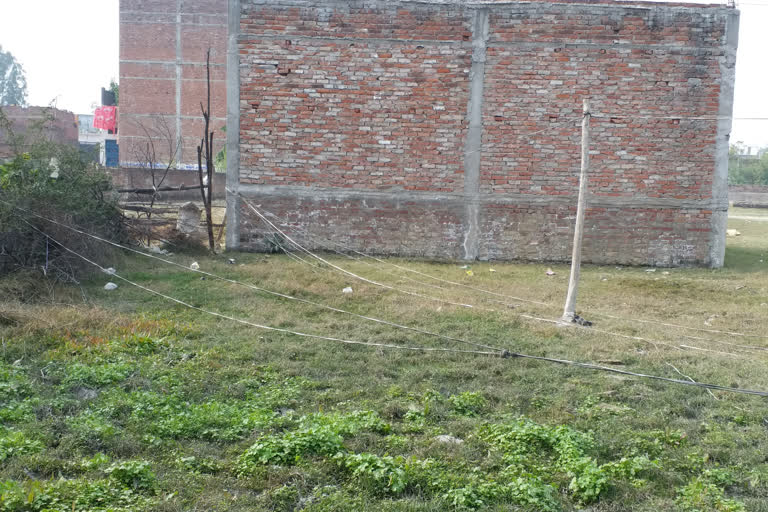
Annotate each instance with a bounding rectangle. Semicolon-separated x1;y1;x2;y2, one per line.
175;0;183;163
225;0;242;251
462;8;489;261
709;9;739;268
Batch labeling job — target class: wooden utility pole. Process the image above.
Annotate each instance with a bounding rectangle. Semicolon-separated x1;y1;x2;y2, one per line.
561;99;591;323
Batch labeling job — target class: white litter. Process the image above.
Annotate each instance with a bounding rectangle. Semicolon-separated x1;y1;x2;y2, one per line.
645;268;656;272
104;282;118;291
489;268;496;273
190;262;200;270
434;435;464;445
148;246;170;255
545;268;555;276
460;265;470;269
103;267;116;275
342;287;353;294
227;258;236;265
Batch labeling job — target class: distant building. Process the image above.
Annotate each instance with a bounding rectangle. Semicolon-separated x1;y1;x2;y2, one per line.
0;106;78;160
734;145;767;160
118;0;227;169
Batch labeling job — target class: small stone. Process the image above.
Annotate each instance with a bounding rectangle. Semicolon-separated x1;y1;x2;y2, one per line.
190;262;200;270
104;282;118;291
434;435;464;445
75;387;99;400
342;287;353;294
726;229;741;237
103;267;116;275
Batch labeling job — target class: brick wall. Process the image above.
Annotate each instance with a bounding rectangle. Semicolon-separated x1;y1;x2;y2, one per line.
119;0;227;169
110;167;225;201
729;185;768;208
0;107;78;159
230;0;739;267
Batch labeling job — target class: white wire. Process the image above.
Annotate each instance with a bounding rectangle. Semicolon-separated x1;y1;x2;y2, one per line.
245;201;768;346
234;195;756;359
5;203;506;354
16;212;768;398
17;218;500;358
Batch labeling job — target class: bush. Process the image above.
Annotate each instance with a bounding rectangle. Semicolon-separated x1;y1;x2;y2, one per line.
105;460;156;491
0;108;123;282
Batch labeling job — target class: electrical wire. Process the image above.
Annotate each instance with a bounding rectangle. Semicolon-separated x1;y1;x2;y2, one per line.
234;195;757;359
17;214;768;398
16;217;501;358
3;201;507;354
244;200;768;344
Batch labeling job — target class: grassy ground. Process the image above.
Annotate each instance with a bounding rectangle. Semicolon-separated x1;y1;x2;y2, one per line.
0;211;767;511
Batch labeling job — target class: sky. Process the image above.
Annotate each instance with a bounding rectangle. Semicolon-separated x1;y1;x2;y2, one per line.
0;0;766;147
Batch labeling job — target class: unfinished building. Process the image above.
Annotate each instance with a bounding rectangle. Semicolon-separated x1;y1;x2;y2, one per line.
128;0;737;266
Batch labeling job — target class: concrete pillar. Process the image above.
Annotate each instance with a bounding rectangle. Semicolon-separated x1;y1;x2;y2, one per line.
462;8;489;261
225;0;241;250
709;10;739;268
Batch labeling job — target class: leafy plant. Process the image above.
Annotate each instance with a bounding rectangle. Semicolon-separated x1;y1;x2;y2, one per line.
676;477;746;512
239;425;344;468
238;410;390;471
62;360;135;388
0;430;42;462
480;417;652;504
105;460;155;491
448;391;487;417
335;452;407;493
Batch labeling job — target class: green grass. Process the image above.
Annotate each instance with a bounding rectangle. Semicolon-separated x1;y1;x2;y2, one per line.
1;211;767;511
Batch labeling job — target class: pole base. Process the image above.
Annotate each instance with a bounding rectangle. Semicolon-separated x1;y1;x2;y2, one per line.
558;313;575;327
559;313;593;327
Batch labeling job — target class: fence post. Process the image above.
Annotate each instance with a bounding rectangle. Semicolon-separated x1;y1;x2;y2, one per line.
561;99;591;323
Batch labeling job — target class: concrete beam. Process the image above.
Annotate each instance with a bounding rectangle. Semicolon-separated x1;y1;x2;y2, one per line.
237;183;729;211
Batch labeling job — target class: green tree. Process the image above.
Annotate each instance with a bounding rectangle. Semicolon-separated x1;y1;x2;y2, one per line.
0;45;28;107
109;78;119;105
728;144;768;185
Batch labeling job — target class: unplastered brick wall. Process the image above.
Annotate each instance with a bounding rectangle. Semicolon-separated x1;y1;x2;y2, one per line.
119;0;227;169
228;0;739;267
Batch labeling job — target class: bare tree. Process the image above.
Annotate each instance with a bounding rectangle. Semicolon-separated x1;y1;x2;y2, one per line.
126;115;182;245
197;49;216;252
